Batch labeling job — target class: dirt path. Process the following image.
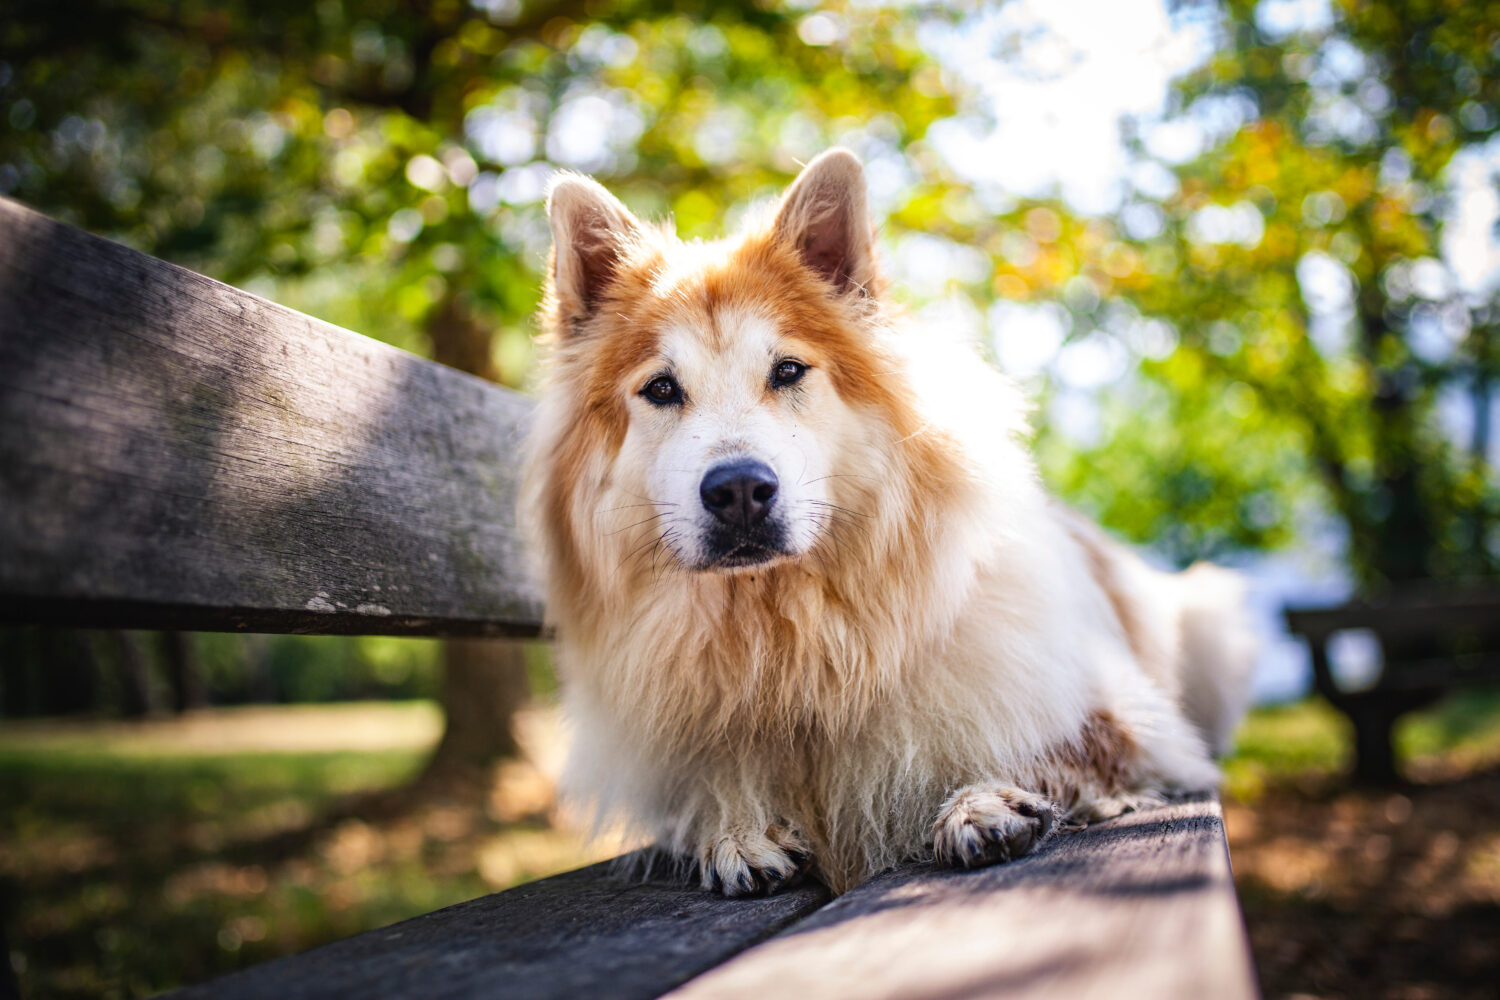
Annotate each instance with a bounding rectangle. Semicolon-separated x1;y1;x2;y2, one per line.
0;702;569;770
1225;767;1500;1000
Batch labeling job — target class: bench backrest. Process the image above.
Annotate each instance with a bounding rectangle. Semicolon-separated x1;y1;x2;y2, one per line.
1285;589;1500;649
0;196;541;638
1285;588;1500;700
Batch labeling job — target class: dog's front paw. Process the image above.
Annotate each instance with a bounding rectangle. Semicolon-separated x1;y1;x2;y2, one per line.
932;784;1057;869
699;826;811;898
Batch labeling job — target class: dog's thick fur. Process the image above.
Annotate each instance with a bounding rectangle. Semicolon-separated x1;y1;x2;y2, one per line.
522;149;1257;896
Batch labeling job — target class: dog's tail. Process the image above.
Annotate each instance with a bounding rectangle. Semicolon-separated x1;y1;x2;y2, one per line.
1172;562;1259;756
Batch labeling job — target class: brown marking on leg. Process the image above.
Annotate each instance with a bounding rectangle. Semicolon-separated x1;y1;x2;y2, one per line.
1031;708;1141;810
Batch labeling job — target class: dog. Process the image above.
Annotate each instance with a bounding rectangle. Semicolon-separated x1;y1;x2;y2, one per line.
521;148;1257;896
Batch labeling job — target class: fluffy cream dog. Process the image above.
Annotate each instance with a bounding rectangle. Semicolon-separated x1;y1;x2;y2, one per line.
521;148;1256;896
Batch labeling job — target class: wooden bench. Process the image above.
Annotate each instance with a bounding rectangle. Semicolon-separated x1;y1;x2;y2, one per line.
0;196;1259;1000
1285;588;1500;783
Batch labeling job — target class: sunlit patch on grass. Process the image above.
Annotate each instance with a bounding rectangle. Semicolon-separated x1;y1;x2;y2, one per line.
476;827;614;888
1221;697;1352;801
1222;687;1500;801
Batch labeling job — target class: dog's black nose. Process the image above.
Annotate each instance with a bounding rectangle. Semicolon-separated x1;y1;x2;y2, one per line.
700;460;778;528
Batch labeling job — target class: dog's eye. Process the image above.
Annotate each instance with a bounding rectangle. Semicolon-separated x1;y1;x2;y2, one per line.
642;374;682;405
771;360;807;388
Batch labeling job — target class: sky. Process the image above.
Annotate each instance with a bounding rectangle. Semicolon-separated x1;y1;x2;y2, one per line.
921;0;1218;215
910;0;1225;458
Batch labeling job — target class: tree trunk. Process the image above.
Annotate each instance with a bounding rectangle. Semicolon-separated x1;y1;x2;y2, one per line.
160;631;205;713
419;291;532;794
39;628;98;715
1353;211;1436;585
420;639;531;790
108;630;151;717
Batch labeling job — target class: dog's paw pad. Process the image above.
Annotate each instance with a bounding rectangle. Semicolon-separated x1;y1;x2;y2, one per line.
932;785;1057;869
700;828;812;898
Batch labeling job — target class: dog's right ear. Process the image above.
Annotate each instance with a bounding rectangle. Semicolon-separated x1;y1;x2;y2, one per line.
773;148;878;297
545;175;643;333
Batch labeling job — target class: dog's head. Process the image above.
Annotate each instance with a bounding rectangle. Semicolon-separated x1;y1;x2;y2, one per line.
531;150;937;585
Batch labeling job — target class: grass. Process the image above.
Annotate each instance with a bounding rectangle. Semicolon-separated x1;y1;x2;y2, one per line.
0;702;601;999
1221;686;1500;801
1396;686;1500;764
1222;698;1352;800
1;747;459;998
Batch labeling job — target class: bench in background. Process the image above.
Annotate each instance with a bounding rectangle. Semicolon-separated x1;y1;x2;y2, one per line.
1286;588;1500;783
0;196;1258;1000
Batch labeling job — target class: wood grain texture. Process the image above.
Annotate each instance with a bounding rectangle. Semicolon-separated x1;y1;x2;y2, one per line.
167;854;832;1000
667;796;1258;1000
0;196;542;636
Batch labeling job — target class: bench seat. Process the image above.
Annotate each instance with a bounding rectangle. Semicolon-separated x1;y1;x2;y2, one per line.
169;796;1253;1000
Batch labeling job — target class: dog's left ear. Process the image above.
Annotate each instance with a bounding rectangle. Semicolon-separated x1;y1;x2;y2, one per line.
773;148;879;296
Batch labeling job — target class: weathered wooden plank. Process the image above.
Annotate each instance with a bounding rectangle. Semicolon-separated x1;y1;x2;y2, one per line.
167;854;832;1000
0;196;542;636
667;796;1257;1000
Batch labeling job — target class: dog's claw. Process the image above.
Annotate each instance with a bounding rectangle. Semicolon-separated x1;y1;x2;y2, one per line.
700;829;812;897
932;785;1058;869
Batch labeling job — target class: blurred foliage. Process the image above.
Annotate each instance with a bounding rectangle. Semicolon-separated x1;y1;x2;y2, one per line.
2;0;1499;702
1029;0;1500;579
193;633;444;703
0;0;957;381
0;0;960;716
0;630;566;717
8;4;1500;992
0;628;442;714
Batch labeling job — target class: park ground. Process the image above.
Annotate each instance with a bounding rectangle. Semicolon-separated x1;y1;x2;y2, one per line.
3;692;1500;999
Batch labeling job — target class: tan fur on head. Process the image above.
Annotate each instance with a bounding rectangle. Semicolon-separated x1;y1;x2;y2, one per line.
522;149;1256;895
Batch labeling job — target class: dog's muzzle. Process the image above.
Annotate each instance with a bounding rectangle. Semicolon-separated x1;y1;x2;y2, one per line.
698;459;786;567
